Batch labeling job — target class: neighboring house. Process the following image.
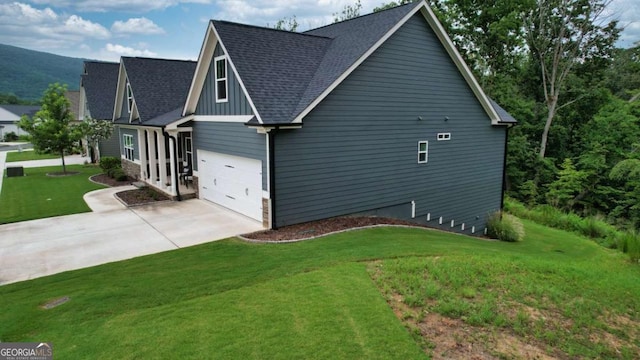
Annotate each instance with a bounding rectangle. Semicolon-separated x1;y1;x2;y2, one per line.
116;1;517;235
65;90;81;122
0;105;40;140
79;61;120;159
112;57;197;197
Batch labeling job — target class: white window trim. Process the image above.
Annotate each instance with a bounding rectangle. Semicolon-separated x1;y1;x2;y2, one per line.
184;134;193;166
123;134;134;161
437;132;451;141
418;141;428;164
126;81;134;113
214;55;228;103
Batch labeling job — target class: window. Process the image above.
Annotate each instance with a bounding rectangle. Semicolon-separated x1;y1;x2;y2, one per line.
184;134;193;167
215;56;228;102
418;141;428;163
126;81;134;113
123;134;134;161
437;133;451;141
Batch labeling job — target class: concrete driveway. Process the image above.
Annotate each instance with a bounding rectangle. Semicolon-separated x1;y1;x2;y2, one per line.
0;187;263;285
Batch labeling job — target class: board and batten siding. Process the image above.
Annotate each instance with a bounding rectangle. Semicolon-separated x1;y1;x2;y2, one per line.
192;121;267;191
195;44;253;116
99;127;121;158
273;13;507;234
117;85;130;123
119;127;139;161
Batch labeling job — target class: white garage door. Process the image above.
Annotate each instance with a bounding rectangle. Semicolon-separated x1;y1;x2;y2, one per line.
198;151;263;221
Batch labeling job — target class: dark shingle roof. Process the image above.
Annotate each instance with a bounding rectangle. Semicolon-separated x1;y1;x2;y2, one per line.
123;57;196;124
212;21;331;124
82;61;119;120
490;99;518;124
212;2;417;125
1;105;40;118
65;90;80;120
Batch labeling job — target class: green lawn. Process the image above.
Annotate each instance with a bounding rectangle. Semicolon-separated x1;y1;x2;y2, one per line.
5;151;60;162
0;221;637;358
0;165;105;224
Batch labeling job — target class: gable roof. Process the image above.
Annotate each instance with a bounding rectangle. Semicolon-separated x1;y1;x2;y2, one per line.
81;61;119;120
65;90;80;120
116;57;196;126
186;0;515;126
0;105;40;118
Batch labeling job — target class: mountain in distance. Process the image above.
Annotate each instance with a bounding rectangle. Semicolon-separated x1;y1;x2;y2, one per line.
0;43;89;101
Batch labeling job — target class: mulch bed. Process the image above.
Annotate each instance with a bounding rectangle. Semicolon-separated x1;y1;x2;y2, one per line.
90;173;133;187
116;188;170;206
243;216;429;242
90;173;169;206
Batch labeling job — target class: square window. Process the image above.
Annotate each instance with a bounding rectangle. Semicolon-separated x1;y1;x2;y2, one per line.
437;133;451;141
418;141;428;163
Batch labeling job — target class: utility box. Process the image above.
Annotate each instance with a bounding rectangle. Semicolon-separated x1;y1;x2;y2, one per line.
6;166;24;177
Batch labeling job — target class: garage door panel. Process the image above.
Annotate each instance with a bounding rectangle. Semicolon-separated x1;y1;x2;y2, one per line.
197;150;263;221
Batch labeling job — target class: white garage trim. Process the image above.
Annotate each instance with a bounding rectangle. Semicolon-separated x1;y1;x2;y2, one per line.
197;150;262;221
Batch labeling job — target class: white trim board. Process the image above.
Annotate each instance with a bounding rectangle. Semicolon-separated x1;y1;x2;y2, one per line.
193;115;254;123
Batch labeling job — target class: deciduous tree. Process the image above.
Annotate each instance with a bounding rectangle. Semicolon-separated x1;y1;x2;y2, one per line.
18;83;81;174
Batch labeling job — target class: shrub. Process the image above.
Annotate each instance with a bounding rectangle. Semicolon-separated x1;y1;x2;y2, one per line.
100;156;121;172
112;168;128;181
486;212;524;242
616;231;640;263
3;131;18;142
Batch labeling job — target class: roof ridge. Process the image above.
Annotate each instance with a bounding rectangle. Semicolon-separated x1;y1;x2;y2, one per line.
304;1;418;33
212;19;333;39
122;56;196;63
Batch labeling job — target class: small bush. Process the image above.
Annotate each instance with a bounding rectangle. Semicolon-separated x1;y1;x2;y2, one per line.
111;168;128;181
3;131;18;142
617;231;640;263
100;156;121;172
486;212;524;242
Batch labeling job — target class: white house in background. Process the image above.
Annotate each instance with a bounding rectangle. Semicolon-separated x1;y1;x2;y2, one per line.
0;105;40;140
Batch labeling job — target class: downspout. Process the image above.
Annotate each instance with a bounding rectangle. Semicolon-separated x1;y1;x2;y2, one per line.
162;127;181;201
268;129;277;229
500;125;512;213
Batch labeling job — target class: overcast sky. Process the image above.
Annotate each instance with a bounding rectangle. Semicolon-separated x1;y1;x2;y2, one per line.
0;0;638;61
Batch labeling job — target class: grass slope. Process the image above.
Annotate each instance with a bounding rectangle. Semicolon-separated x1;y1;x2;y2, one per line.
0;165;104;224
0;222;637;358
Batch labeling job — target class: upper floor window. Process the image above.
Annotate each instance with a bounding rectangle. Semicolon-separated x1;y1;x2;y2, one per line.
437;133;451;141
418;141;428;163
126;81;134;113
215;56;228;103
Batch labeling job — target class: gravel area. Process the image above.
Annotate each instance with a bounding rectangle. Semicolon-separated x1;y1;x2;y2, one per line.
243;216;429;241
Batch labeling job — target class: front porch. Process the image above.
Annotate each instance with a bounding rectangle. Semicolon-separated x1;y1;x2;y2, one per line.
135;127;195;200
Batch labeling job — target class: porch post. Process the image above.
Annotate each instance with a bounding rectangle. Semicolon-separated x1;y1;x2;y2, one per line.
168;131;177;196
157;129;168;188
147;129;157;185
137;129;147;179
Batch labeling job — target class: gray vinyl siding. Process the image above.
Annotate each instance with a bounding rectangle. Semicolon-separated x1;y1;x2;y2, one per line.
195;44;253;116
98;127;121;158
192;121;267;190
273;13;507;234
119;127;139;161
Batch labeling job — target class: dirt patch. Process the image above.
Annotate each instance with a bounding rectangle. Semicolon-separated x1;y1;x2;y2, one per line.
116;188;170;206
90;173;134;187
243;216;430;241
46;171;80;177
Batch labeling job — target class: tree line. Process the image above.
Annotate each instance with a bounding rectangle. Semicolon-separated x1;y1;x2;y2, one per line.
276;0;640;229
